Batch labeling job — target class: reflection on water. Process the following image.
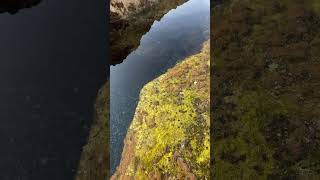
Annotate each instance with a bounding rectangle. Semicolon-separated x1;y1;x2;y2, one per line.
110;0;210;173
109;0;187;65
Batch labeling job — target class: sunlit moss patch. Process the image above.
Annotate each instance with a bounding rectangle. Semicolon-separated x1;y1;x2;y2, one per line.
112;41;210;179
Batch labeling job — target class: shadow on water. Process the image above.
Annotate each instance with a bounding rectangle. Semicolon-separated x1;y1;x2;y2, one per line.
0;0;107;179
0;0;42;14
110;0;210;173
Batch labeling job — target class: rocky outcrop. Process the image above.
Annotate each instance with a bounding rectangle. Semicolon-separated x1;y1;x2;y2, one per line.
110;0;187;65
75;83;109;180
111;41;210;179
0;0;41;14
75;1;189;179
111;0;158;18
212;0;320;179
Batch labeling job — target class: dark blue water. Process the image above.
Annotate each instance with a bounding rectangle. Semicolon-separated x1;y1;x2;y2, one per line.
0;1;107;179
110;0;210;173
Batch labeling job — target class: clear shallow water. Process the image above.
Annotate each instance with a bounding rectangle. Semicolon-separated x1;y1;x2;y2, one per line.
0;1;107;179
110;0;210;173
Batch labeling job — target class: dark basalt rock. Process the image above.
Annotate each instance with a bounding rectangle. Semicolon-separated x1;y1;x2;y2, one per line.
0;0;41;14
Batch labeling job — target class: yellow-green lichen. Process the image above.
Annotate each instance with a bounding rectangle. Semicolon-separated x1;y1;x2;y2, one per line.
115;41;210;179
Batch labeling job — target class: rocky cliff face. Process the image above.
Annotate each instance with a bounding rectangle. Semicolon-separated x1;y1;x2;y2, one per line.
0;0;41;14
76;1;189;179
212;0;320;179
111;41;210;179
75;83;109;180
110;0;158;18
110;0;187;65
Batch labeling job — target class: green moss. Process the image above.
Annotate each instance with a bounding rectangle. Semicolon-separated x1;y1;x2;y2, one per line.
311;0;320;15
118;41;210;179
213;90;290;179
213;49;224;70
212;0;320;179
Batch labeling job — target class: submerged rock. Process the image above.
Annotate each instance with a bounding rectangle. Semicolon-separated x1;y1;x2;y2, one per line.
212;0;320;179
112;41;210;179
0;0;41;14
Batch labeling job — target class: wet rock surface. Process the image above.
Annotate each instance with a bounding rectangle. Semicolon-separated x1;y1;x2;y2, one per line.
212;0;320;179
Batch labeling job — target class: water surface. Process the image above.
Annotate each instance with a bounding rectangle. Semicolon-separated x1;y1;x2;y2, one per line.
110;0;210;173
0;1;107;179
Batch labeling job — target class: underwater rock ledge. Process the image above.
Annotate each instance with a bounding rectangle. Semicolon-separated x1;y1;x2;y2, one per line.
111;41;210;179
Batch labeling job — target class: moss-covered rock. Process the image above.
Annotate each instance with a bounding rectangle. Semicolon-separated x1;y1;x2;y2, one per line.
112;41;210;179
212;0;320;179
75;82;109;180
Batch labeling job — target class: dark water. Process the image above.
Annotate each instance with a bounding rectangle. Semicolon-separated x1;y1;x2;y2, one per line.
0;1;107;180
110;0;210;173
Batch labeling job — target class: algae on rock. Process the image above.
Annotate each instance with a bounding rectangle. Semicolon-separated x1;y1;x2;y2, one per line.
112;41;210;179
